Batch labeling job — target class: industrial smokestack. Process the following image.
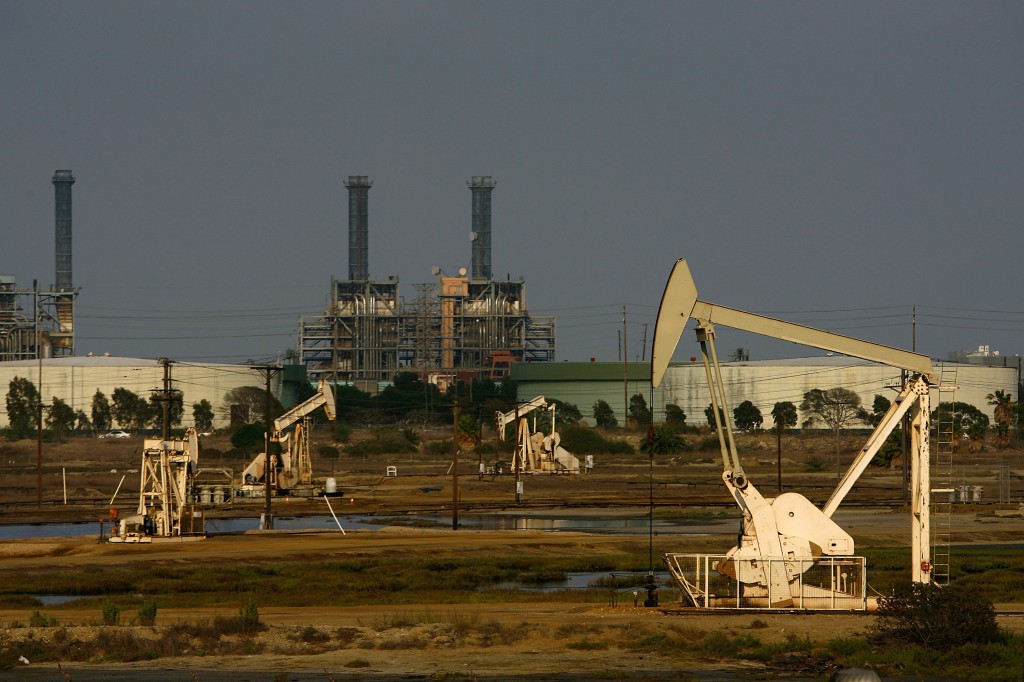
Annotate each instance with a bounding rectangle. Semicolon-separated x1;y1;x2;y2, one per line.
468;176;496;280
344;175;372;281
52;170;75;291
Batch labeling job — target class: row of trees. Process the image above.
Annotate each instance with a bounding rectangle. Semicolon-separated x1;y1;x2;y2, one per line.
8;366;1020;452
4;376;216;440
591;385;1023;454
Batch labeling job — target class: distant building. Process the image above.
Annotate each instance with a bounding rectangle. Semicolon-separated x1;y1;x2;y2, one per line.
948;345;1023;369
511;356;1018;427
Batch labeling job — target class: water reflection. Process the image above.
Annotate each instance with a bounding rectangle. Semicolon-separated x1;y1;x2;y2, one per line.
484;570;670;592
0;512;720;540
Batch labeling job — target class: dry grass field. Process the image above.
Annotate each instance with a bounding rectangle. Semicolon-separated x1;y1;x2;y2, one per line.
1;431;1023;680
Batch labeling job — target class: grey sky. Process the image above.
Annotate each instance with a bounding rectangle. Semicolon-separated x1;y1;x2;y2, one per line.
3;2;1022;367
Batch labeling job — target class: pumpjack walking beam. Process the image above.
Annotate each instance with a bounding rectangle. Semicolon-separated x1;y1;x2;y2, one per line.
652;258;937;586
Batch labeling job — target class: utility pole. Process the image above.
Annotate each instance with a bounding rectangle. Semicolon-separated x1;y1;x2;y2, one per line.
254;365;282;530
158;358;173;440
36;281;42;508
514;401;522;504
777;421;783;493
623;305;628;426
452;402;461;530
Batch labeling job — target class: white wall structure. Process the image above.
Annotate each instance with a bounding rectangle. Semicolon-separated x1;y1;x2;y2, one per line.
658;356;1017;427
511;357;1018;428
0;356;276;430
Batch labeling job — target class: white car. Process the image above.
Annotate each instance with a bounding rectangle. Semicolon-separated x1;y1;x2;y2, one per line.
100;430;130;439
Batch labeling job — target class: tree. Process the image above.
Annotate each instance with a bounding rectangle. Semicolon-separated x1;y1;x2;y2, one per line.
986;389;1015;447
193;399;215;432
5;377;41;439
932;401;989;451
91;390;112;432
45;397;76;441
771;401;798;492
75;410;91;433
854;396;904;466
231;422;266;454
547;398;582;428
800;387;862;478
378;372;441;423
664;404;686;431
628;393;652;430
771;401;798;433
224;386;282;425
857;394;891;428
111;387;152;432
592;399;617;428
732;400;763;432
149;389;184;431
704;403;725;430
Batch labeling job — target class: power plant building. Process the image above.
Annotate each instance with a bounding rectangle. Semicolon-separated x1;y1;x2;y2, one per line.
1;171;79;362
298;176;556;391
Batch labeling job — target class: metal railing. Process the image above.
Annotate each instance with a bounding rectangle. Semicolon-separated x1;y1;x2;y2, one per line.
665;553;867;610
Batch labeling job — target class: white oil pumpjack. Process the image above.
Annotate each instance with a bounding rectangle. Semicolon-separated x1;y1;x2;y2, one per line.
110;428;204;543
652;259;938;610
496;396;581;474
239;379;336;496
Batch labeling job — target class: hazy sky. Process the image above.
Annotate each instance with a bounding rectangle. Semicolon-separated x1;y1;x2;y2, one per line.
3;2;1022;367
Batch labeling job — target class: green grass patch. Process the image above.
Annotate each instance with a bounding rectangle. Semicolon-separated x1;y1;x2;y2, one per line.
0;551;658;610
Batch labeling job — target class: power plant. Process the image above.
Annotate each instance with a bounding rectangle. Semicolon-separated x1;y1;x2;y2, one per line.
0;170;79;361
298;176;556;390
2;172;555;393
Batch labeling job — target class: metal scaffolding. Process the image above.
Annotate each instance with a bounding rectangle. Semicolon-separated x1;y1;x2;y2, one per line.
299;274;555;388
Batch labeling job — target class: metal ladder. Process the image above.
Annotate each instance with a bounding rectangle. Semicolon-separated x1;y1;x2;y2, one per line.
930;362;958;586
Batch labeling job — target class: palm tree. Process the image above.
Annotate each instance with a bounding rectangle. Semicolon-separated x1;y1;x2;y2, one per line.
986;390;1015;447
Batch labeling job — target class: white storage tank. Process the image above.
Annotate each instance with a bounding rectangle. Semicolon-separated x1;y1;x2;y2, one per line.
325;478;337;494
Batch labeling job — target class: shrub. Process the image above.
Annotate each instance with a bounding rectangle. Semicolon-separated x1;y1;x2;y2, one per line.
804;456;826;472
473;441;499;455
239;599;261;634
344;659;371;668
346;427;419;456
870;582;1000;650
29;610;58;627
334;423;351;443
640;425;688;455
695;435;720;452
292;626;330;644
424;439;453;455
102;600;120;626
567;637;606;650
559;425;634;455
317;445;340;460
700;630;732;657
137;599;158;626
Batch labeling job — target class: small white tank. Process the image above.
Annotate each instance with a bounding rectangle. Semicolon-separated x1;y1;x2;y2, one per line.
213;487;226;504
200;487;212;505
325;478;337;494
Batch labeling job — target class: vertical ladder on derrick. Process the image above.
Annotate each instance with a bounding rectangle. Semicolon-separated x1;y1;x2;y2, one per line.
930;362;958;586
